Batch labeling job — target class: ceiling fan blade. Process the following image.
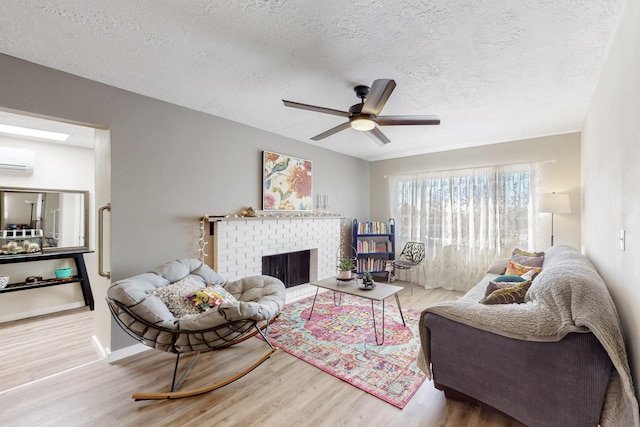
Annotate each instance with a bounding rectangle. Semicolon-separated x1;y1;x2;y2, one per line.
283;100;350;117
375;115;441;126
361;79;396;116
310;122;351;141
365;127;391;147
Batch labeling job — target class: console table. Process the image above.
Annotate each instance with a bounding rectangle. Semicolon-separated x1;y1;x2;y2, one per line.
0;250;94;310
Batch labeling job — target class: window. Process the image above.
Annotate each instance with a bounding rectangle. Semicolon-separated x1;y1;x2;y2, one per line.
389;163;538;291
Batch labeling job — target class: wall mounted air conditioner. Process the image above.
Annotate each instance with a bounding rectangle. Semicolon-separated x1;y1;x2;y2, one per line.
0;147;35;173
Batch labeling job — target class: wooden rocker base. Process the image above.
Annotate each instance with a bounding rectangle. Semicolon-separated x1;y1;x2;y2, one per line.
132;346;278;401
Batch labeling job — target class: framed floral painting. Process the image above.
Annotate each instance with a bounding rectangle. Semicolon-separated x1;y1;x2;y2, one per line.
263;151;312;211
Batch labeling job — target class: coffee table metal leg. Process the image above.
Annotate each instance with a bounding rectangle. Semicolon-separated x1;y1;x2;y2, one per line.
332;290;343;307
371;300;386;345
308;286;321;320
394;293;406;326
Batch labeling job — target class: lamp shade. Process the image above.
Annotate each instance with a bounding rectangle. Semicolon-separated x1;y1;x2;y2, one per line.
539;193;571;214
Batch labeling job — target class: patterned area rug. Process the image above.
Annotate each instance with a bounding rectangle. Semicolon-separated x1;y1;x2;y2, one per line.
263;292;426;408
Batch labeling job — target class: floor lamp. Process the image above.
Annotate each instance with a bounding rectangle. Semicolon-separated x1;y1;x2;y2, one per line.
539;192;571;246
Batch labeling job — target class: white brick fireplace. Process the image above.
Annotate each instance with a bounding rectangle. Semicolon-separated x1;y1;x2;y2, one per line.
211;217;342;301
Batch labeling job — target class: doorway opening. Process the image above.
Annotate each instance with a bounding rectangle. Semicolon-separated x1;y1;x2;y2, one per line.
0;108;111;371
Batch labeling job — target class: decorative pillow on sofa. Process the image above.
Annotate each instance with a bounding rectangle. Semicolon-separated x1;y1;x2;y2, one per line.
513;248;544;257
149;276;204;318
493;274;527;283
511;248;544;268
481;281;532;304
520;269;540;281
505;259;542;276
484;280;527;297
185;284;238;312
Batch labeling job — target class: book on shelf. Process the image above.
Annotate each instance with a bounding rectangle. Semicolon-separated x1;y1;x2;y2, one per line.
357;221;391;235
356;240;393;253
357;258;387;273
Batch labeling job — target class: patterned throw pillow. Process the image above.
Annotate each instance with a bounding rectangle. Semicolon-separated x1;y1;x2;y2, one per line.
185;284;238;312
484;281;526;297
505;259;542;276
511;248;544;268
481;281;532;304
149;276;204;318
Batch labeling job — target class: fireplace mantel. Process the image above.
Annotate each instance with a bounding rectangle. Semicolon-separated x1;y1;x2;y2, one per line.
204;213;344;221
202;214;345;237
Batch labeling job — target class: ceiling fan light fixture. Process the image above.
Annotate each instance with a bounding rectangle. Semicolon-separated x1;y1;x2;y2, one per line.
350;116;375;131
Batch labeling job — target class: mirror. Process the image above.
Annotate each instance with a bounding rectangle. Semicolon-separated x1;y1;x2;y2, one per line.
0;187;88;254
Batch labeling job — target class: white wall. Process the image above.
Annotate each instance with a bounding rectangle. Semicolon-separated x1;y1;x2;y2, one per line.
0;136;95;190
369;133;582;250
0;137;95;321
0;53;370;351
582;0;640;396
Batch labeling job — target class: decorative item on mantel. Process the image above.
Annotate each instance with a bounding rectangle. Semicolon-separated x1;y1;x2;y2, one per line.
240;207;256;217
204;211;343;220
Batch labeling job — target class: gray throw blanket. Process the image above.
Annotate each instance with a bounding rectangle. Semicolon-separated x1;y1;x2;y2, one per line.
417;245;639;427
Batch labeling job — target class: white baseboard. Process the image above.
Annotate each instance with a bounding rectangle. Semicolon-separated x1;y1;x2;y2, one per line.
91;335;108;360
0;301;85;323
107;343;150;363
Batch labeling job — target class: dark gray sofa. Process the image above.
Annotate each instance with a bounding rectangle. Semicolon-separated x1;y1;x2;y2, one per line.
426;313;611;426
418;245;639;427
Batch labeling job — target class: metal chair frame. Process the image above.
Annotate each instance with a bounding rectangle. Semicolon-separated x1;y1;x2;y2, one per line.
390;242;426;294
107;298;277;401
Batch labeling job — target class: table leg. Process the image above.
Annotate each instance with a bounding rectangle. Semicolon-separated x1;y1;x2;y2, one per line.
307;286;320;320
394;293;406;326
371;300;386;345
332;290;343;307
73;253;94;310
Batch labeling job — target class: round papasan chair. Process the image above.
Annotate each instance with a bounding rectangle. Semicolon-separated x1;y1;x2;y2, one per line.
106;258;286;400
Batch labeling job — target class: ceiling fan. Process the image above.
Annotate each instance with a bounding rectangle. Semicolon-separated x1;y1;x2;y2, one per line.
282;79;440;146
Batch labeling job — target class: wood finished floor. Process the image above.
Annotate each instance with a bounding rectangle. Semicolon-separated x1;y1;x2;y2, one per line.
0;283;525;427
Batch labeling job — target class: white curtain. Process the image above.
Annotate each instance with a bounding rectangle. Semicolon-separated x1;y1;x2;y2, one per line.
390;163;539;291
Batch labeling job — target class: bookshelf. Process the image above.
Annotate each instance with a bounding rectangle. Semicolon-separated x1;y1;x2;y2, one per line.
352;218;395;274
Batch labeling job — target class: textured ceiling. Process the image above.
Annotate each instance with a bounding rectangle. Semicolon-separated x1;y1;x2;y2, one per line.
0;1;627;161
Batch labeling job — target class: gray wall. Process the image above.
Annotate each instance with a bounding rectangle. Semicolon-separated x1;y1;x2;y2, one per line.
369;133;582;250
582;0;640;396
0;54;369;351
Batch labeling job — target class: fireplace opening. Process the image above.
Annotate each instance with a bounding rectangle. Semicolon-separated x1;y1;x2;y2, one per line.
262;250;310;288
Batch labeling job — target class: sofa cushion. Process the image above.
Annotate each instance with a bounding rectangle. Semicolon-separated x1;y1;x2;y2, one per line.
486;258;508;275
480;280;532;304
